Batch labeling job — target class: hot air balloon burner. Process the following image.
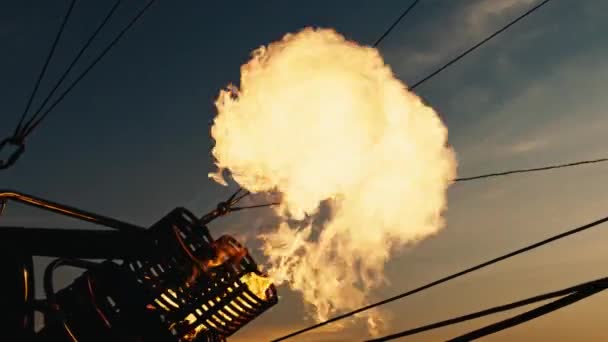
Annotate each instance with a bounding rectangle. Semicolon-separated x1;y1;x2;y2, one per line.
126;207;278;341
0;190;278;341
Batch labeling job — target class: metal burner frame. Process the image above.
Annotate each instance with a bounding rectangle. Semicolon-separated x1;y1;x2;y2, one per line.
0;189;278;342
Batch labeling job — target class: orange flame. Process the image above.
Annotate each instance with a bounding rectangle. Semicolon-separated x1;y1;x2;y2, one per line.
240;272;273;300
156;230;273;340
209;27;457;334
202;236;248;270
177;273;273;341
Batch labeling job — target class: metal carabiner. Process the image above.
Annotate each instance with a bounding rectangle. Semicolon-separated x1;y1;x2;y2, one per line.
0;136;25;170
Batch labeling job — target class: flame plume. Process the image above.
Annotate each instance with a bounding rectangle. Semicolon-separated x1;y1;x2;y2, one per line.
209;28;457;333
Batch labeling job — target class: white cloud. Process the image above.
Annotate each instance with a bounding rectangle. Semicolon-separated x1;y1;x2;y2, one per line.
457;45;608;167
385;0;550;81
504;137;549;155
467;0;538;31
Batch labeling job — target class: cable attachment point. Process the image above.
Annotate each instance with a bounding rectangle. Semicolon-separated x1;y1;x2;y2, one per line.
216;200;231;216
0;136;25;170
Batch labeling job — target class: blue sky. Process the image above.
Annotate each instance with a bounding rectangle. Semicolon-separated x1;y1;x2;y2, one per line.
2;0;608;340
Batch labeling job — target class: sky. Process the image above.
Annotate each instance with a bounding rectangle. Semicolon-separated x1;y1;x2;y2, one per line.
1;0;608;341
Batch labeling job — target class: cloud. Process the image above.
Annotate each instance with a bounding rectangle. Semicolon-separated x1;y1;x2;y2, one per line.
380;0;606;168
503;137;549;155
455;41;608;169
467;0;538;30
385;0;547;78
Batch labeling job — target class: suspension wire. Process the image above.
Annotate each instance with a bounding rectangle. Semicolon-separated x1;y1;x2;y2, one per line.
227;187;245;203
19;0;158;140
455;157;608;182
409;0;553;90
366;277;608;341
1;0;156;170
373;0;421;47
447;282;607;341
13;0;77;138
270;214;608;341
15;0;122;140
219;156;608;213
231;202;280;211
232;190;251;205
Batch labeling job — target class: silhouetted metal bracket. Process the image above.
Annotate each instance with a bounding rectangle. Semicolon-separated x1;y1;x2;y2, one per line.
0;189;147;259
0;189;144;232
